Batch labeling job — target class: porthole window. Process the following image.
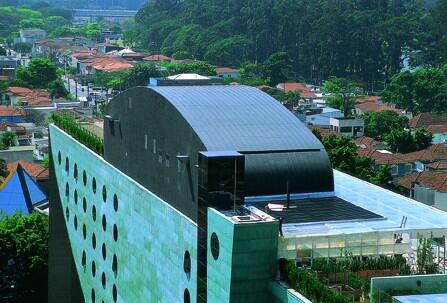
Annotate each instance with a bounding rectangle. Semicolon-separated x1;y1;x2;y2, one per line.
184;288;190;303
91;288;95;303
101;272;106;289
102;214;107;231
74;190;78;204
112;255;118;278
91;261;96;277
113;194;118;212
65;183;69;197
83;198;87;213
65;157;69;173
113;224;118;242
92;233;96;250
58;151;61;165
102;243;107;260
83;224;87;240
74;163;78;181
92;205;97;222
183;251;191;274
65;207;69;222
83;170;87;186
210;232;220;260
74;215;78;230
102;185;107;202
92;177;97;194
81;251;86;268
112;284;117;302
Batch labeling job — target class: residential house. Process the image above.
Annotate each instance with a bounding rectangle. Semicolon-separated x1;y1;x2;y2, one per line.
16;28;46;44
215;67;240;78
306;107;342;127
0;106;24;123
7;160;49;194
95;43;124;54
355;102;406;115
0;122;30;146
120;52;145;62
396;171;447;212
410;113;447;144
0;164;48;215
329;116;364;137
401;143;447;171
143;54;172;63
100;29;122;41
0;145;34;163
5;87;54;108
358;149;412;177
0;56;20;68
355;136;383;151
426;161;447;172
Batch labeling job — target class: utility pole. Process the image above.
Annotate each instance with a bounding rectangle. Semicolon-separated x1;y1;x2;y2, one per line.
75;76;78;100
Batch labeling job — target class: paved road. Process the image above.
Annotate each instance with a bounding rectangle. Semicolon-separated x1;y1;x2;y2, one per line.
62;76;88;99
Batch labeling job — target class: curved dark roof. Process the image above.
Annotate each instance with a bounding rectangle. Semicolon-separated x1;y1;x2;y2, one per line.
151;85;324;152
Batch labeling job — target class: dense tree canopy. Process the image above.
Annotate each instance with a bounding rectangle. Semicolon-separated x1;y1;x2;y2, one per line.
133;0;442;84
362;111;409;139
15;57;59;88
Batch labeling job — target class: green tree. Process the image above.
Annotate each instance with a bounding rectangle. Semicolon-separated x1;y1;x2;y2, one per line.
262;51;292;86
48;79;69;99
413;128;433;151
0;45;6;56
1;131;16;148
0;158;8;178
204;35;251;66
15;57;58;88
0;213;48;302
13;42;32;54
324;77;363;117
384;128;415;153
362;111;409;138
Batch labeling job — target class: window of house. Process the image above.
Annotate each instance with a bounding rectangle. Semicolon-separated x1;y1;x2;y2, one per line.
391;165;398;176
405;164;413;174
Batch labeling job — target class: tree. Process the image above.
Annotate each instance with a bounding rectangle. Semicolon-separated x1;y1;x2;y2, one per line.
0;158;8;178
362;111;409;139
48;79;69;99
413;128;433;151
13;42;32;54
0;46;6;56
0;213;48;302
15;58;58;88
324;77;363;117
204;35;251;66
1;131;16;148
262;52;292;86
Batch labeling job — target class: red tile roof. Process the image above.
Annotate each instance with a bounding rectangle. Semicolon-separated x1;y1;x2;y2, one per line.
0;106;24;117
216;67;238;73
357;149;408;165
7;161;49;180
0;122;26;135
88;57;134;72
277;82;317;99
410;113;447;129
426;125;447;134
8;86;33;95
355;136;381;150
143;54;171;62
355;96;381;104
396;171;447;192
426;161;447;170
355;103;403;114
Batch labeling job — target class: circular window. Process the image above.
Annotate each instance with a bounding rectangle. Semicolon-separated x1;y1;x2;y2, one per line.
82;224;87;240
83;170;87;186
102;215;107;231
101;272;106;289
58;151;61;165
92;233;96;249
74;164;78;181
74;190;78;204
210;232;220;260
91;261;96;277
112;255;118;278
113;224;118;242
91;289;95;303
113;194;118;212
102;186;107;202
183;251;191;274
112;284;117;302
65;183;69;197
184;288;190;303
83;198;87;213
65;207;69;222
65;157;69;173
74;215;78;230
92;205;97;222
81;251;86;268
92;177;97;194
102;243;107;260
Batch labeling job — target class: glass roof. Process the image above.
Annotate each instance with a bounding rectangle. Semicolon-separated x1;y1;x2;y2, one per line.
281;170;447;238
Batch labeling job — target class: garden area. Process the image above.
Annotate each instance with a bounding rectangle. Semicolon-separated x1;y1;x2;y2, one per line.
279;241;441;303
